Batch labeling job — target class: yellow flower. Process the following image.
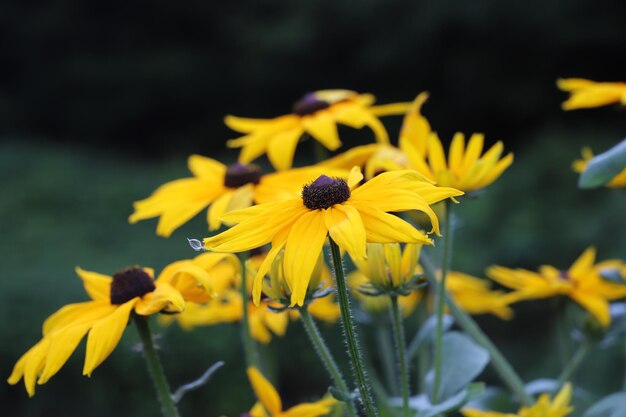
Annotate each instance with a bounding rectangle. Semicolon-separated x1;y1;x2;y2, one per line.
205;168;463;306
447;271;514;320
463;383;573;417
322;93;513;191
572;147;626;188
558;78;626;110
226;90;411;171
247;366;336;417
129;154;348;237
488;248;626;326
351;243;422;290
8;265;196;396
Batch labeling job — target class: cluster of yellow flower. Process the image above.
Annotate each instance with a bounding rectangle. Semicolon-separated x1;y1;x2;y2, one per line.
8;84;626;417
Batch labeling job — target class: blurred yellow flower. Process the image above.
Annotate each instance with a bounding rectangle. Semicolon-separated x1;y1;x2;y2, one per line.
558;78;626;110
322;93;513;191
129;154;348;237
349;270;420;317
225;90;410;171
572;147;626;188
247;366;337;417
8;265;201;396
488;248;626;326
205;168;462;306
463;383;573;417
447;271;514;320
352;243;422;291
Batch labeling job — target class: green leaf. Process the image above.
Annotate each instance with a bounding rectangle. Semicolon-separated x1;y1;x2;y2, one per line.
416;383;485;417
579;138;626;188
425;331;490;401
407;314;454;360
583;392;626;417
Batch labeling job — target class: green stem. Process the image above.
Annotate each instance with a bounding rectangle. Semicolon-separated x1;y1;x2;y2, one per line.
415;301;430;393
420;253;533;406
300;308;358;417
432;200;453;404
134;316;181;417
390;296;411;417
555;298;571;368
239;252;260;369
375;316;399;395
557;339;590;388
328;237;378;417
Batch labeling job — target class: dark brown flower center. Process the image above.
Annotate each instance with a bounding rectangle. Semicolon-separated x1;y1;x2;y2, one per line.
110;268;156;305
292;93;331;116
224;163;262;188
559;270;570;281
302;175;351;210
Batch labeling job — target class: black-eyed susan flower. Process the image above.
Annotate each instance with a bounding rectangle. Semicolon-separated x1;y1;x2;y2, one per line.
573;147;626;188
447;271;514;320
225;90;411;171
8;264;201;396
247;366;337;417
558;78;626;110
487;248;626;326
204;168;463;306
129;154;349;237
462;383;573;417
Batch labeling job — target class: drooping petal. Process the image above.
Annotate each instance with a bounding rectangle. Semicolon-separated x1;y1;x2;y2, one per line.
569;290;611;326
303;112;341;151
356;205;432;244
75;267;111;301
83;299;137;376
324;205;367;260
134;282;185;315
38;321;93;384
247;366;283;415
20;339;50;397
284;211;329;306
267;127;305;171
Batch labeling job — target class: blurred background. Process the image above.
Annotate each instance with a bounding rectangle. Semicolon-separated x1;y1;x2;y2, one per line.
2;1;626;416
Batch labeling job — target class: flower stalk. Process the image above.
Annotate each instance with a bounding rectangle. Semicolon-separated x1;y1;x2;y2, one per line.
557;339;590;388
328;237;378;417
390;295;411;417
432;200;453;404
300;307;358;417
134;316;181;417
238;252;260;369
420;253;533;405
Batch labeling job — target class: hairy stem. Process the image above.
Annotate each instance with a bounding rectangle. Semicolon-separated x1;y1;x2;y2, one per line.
390;296;411;417
135;316;181;417
329;237;378;417
432;200;453;404
300;308;358;417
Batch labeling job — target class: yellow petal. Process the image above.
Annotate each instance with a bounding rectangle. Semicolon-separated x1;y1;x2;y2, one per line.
83;299;136;376
134;282;185;315
225;115;277;133
21;338;50;397
188;155;226;179
75;267;111;301
348;166;364;189
303;112;341;151
267;128;305;171
42;301;112;336
356;205;432;244
461;133;484;174
38;321;92;384
448;133;465;174
399;92;430;158
324;205;367;261
384;243;403;287
284;211;329;306
557;78;597;91
250;402;270;417
427;133;447;173
569;290;610;326
207;191;234;231
552;382;572;411
284;401;337;417
361;111;390;144
247;366;283;415
568;247;596;278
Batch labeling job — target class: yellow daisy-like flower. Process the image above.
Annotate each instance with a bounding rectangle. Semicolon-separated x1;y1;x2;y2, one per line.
247;366;337;417
7;264;202;396
488;247;626;326
349;271;420;317
447;271;514;320
204;168;463;306
463;383;573;417
558;78;626;110
129;154;348;237
572;147;626;188
225;90;411;171
322;93;513;191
